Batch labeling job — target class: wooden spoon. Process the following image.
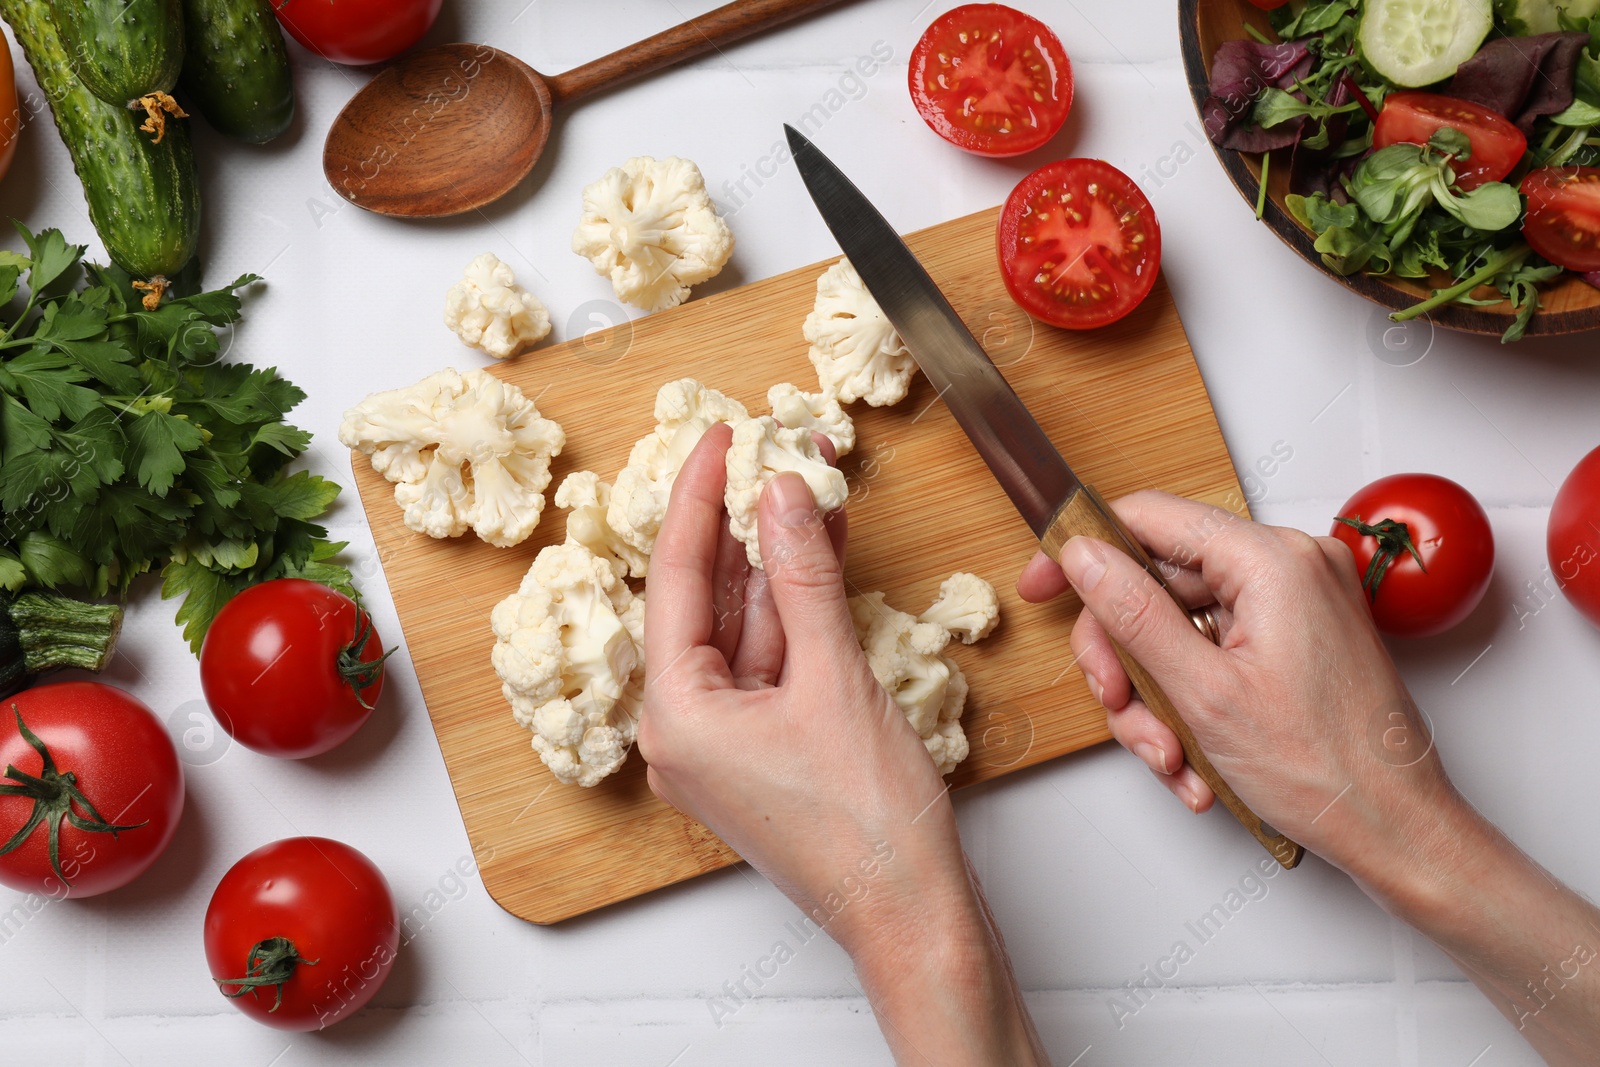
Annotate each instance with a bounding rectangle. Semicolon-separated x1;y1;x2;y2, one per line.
323;0;848;218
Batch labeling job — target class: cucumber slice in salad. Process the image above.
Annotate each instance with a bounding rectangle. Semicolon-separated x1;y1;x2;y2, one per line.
1497;0;1600;36
1359;0;1494;87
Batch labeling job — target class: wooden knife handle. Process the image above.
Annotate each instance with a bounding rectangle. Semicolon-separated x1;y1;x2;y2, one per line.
549;0;849;105
1042;487;1305;870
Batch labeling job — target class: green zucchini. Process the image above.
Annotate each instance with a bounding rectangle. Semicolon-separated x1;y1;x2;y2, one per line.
179;0;294;143
0;0;200;278
51;0;184;104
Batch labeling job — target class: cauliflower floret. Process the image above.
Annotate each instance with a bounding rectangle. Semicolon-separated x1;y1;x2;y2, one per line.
849;591;970;776
724;416;848;567
555;471;650;579
608;379;749;569
443;252;551;359
339;367;565;548
919;572;1000;644
804;257;916;407
572;156;734;312
491;543;646;787
767;382;855;456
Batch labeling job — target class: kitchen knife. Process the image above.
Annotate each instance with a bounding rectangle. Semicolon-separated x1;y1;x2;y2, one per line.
785;124;1303;870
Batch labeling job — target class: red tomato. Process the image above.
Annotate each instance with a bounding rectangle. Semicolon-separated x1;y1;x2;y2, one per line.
1330;474;1494;638
1372;93;1527;191
997;158;1161;329
1246;0;1293;7
0;683;184;897
271;0;442;65
205;837;398;1031
200;579;390;760
909;4;1073;157
1549;444;1600;629
1520;167;1600;272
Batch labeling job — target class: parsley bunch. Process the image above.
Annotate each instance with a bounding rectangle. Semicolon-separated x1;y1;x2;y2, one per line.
0;225;352;653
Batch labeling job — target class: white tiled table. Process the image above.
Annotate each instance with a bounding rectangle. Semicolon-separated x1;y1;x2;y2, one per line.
2;2;1595;1063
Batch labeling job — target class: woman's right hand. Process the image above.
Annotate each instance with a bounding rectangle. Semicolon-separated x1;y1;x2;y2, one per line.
1017;490;1460;885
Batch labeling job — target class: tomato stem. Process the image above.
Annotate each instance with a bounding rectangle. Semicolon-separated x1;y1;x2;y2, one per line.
1333;515;1427;601
0;706;147;885
216;936;320;1013
336;603;395;712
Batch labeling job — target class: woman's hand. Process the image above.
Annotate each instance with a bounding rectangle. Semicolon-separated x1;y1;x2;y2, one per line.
1017;490;1600;1065
640;424;1048;1065
1017;490;1455;884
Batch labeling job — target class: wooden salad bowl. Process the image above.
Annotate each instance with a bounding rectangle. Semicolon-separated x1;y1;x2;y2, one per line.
1178;0;1600;336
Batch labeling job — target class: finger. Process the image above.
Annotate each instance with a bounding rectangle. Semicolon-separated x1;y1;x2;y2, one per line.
709;519;752;663
812;431;838;467
824;501;847;566
1025;545;1220;611
646;423;736;688
1157;763;1216;813
1102;695;1185;776
729;568;785;688
1018;549;1072;602
1070;607;1131;711
1057;535;1221;689
756;472;863;666
1104;490;1280;608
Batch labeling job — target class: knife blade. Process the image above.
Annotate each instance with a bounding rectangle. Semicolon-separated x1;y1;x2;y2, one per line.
786;124;1303;869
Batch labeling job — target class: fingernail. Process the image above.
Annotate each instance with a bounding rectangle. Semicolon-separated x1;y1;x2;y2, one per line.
1081;667;1104;706
1134;743;1169;774
1177;781;1201;812
769;473;817;528
1060;536;1106;593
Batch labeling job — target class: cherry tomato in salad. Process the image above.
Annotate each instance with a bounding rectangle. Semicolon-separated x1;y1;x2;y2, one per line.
0;682;184;897
909;4;1073;157
271;0;442;66
1520;167;1600;273
200;579;391;760
997;158;1161;329
0;40;19;183
205;837;398;1031
1372;92;1527;191
1548;444;1600;630
1330;474;1494;638
1246;0;1293;8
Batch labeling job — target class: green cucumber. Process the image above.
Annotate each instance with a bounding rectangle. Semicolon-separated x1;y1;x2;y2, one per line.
1359;0;1494;86
50;0;184;104
1496;0;1600;35
179;0;294;143
0;0;200;278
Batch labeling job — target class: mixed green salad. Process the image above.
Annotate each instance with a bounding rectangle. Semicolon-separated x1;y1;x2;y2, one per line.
1203;0;1600;340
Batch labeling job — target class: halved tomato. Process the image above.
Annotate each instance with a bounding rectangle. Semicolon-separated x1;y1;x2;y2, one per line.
1521;167;1600;272
997;159;1161;330
909;4;1073;157
1372;92;1526;191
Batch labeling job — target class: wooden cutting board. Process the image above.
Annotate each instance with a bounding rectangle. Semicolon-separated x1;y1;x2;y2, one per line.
351;206;1248;924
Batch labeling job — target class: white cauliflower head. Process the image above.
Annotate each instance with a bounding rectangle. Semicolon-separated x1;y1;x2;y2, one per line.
490;543;646;787
767;382;855;457
919;572;1000;644
572;156;735;312
339;367;565;548
724;415;848;567
443;252;551;359
555;471;650;579
849;591;970;776
804;258;916;407
607;379;749;568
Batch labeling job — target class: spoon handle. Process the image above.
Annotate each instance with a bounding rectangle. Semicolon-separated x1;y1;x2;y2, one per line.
547;0;850;105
